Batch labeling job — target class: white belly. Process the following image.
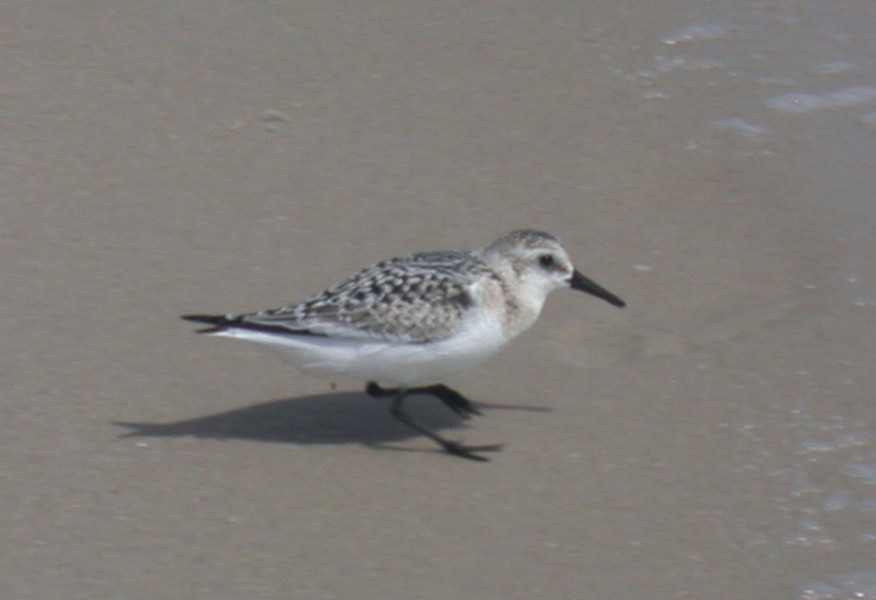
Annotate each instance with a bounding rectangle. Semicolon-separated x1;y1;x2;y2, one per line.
212;311;509;387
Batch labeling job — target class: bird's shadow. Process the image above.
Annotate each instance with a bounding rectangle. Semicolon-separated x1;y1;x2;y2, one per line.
114;390;551;454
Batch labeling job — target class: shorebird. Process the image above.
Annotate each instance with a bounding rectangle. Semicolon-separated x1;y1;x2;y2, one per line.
183;230;625;461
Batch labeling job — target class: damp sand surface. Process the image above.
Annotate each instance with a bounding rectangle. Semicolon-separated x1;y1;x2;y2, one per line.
2;2;875;599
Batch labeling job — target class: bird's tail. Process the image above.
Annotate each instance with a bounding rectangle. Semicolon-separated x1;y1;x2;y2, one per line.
180;313;243;334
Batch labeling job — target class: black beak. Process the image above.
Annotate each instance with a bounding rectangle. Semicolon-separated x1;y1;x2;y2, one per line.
569;269;626;308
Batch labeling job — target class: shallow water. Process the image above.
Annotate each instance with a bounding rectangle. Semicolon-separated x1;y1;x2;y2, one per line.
626;2;876;597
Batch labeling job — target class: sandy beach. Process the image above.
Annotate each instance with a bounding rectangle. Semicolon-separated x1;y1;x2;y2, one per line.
2;1;875;598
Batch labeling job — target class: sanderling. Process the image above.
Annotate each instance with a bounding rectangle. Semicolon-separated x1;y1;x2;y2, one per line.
183;229;625;461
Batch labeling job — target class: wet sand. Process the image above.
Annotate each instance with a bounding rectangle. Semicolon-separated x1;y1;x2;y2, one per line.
2;1;875;598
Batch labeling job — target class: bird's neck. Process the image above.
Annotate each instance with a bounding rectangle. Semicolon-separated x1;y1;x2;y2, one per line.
486;269;546;339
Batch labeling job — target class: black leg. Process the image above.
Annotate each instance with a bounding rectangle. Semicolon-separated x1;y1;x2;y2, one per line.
367;383;502;461
366;382;481;417
388;391;503;462
365;382;394;398
416;384;481;417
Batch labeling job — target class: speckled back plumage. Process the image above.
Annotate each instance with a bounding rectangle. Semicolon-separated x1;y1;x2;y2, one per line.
241;249;494;343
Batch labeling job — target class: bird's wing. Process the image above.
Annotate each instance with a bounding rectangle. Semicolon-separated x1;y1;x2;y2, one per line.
222;251;490;343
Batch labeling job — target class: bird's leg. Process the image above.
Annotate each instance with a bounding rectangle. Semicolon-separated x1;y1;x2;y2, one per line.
365;382;480;417
387;390;502;462
365;382;395;398
418;384;482;417
365;382;502;461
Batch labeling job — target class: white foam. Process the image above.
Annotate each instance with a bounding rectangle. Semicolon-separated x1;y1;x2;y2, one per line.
662;23;730;45
766;87;876;113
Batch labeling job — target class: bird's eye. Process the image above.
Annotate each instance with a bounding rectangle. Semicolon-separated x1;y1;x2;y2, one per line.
538;254;555;269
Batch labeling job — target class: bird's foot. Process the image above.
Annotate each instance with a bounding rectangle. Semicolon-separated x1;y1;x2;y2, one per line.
439;440;504;462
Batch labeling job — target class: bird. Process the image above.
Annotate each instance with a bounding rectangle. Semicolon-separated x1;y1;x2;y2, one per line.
182;229;625;461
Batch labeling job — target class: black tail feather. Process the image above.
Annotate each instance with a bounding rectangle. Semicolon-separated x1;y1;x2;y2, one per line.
180;313;321;336
180;313;241;334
